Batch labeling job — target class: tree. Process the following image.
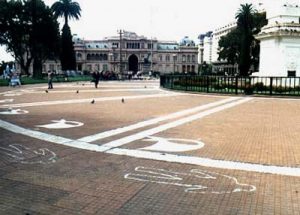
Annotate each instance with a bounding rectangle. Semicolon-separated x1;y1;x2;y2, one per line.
218;4;267;76
27;0;60;78
51;0;81;27
51;0;81;71
235;3;256;76
60;25;76;70
0;0;60;77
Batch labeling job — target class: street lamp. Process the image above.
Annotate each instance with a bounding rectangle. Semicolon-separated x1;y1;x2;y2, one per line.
173;54;177;74
118;30;124;79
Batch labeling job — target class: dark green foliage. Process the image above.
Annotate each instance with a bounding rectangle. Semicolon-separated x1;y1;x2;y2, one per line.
60;24;76;71
51;0;81;26
51;0;81;72
218;4;267;77
0;0;60;77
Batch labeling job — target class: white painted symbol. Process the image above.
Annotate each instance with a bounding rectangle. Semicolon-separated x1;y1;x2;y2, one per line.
0;99;14;103
125;166;256;194
36;119;84;129
0;108;28;115
140;136;204;152
0;144;57;164
4;93;22;97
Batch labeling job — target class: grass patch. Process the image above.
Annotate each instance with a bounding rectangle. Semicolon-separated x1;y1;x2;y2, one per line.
0;75;92;87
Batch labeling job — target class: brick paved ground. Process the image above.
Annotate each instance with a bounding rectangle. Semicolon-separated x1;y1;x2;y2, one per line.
0;81;300;215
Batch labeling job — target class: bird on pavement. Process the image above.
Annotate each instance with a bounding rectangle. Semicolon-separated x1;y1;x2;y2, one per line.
91;99;95;104
121;98;125;103
45;90;48;93
76;90;79;93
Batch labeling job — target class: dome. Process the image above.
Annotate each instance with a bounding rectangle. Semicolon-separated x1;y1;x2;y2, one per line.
179;36;195;46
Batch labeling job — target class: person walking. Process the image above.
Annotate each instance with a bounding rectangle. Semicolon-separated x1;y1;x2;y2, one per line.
48;70;53;89
93;71;100;88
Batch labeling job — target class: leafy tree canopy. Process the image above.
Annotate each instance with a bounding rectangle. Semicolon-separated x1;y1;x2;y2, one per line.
0;0;60;77
218;4;267;76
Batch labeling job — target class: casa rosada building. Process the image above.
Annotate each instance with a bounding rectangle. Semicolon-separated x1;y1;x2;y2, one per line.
43;31;198;76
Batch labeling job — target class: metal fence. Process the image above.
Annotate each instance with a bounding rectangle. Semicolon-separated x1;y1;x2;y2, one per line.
160;75;300;96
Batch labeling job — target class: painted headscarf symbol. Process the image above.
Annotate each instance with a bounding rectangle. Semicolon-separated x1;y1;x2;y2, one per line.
0;144;57;164
125;166;256;194
36;119;84;129
0;108;28;115
140;136;204;152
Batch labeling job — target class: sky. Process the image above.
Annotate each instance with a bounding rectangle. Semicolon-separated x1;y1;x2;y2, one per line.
0;0;278;62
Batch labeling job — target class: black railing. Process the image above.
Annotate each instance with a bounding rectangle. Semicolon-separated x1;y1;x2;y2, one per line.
160;75;300;96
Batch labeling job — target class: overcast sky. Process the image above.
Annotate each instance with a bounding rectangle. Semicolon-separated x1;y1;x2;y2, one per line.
0;0;283;61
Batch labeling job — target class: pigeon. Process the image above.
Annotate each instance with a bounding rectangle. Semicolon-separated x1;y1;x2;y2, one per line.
91;99;95;104
144;86;147;88
76;90;79;93
45;90;48;93
121;98;125;103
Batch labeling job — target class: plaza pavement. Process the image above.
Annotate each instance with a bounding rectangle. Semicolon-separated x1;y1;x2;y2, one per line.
0;80;299;215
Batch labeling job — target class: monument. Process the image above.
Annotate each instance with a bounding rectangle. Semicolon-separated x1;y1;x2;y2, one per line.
255;0;300;77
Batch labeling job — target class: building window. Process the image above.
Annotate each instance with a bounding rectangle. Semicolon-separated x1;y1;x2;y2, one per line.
182;65;186;73
87;54;91;60
159;55;162;61
148;43;153;49
112;43;119;48
182;55;186;62
166;55;170;62
173;55;177;61
103;54;108;61
187;55;190;62
192;55;195;62
127;43;140;49
192;65;195;73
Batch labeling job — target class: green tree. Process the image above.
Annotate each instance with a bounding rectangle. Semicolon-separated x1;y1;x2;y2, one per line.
0;0;60;77
218;4;267;76
235;3;255;76
60;25;76;71
51;0;81;71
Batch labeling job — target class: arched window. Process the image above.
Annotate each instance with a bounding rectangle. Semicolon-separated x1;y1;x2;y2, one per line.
187;55;190;62
103;54;108;61
87;54;91;60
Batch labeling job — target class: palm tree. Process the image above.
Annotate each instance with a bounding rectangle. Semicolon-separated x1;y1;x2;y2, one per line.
51;0;81;27
51;0;81;71
235;4;255;76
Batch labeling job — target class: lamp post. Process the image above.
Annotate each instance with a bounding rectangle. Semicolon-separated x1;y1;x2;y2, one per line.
173;54;177;74
118;30;124;79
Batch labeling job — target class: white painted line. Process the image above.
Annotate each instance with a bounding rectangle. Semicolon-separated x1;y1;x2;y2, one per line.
101;98;252;149
16;88;161;94
110;148;300;177
78;97;239;142
1;93;181;108
0;119;109;152
1;118;300;177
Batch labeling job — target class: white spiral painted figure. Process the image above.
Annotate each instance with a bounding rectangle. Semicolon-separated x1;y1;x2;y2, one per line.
0;144;57;164
141;136;204;152
36;119;84;129
125;166;256;194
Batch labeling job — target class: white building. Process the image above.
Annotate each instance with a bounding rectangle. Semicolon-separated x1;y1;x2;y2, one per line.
24;32;198;76
255;0;300;77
